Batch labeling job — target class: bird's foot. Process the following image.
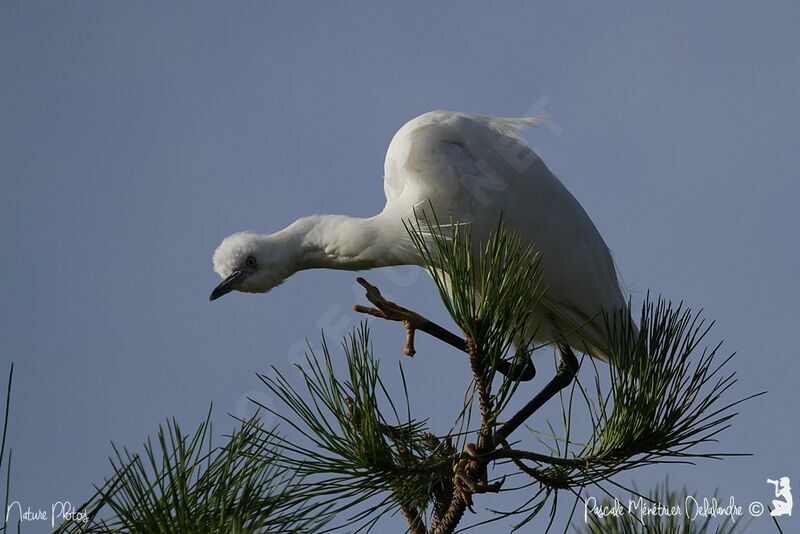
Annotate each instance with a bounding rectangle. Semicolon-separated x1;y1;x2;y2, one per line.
353;277;426;356
453;443;503;511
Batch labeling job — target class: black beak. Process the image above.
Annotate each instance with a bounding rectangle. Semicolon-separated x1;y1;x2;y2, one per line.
209;271;246;301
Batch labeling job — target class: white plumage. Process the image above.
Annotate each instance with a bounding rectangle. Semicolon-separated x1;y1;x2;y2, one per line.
211;110;630;360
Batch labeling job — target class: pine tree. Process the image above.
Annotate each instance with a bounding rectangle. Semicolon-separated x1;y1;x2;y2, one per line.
49;215;761;533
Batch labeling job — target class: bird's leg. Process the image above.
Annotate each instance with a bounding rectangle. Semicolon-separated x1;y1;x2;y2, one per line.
402;319;417;357
353;277;468;356
353;277;536;381
491;343;580;447
352;277;430;356
502;347;536;382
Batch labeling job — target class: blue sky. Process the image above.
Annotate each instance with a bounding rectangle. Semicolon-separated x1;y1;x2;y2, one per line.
1;2;798;531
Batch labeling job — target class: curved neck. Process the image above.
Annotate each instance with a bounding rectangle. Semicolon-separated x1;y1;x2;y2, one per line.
267;211;420;275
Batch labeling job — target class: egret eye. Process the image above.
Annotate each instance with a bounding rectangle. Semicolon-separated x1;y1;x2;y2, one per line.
245;256;257;267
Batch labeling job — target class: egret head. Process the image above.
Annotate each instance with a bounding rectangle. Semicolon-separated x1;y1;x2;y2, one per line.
210;232;290;301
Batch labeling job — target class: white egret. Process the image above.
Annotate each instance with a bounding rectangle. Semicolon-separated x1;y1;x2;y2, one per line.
210;110;630;361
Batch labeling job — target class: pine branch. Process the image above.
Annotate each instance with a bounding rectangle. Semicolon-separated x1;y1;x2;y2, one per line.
466;336;494;445
431;493;469;534
401;502;427;534
56;411;328;533
68;210;761;533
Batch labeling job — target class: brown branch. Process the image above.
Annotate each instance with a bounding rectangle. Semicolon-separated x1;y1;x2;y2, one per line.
466;336;493;447
398;446;594;479
431;475;501;534
430;494;468;534
430;482;453;533
507;456;562;488
401;503;427;534
426;434;456;532
445;336;504;522
482;447;592;468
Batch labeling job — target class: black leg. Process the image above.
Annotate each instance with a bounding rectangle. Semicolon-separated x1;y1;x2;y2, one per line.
496;348;536;382
492;343;579;447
